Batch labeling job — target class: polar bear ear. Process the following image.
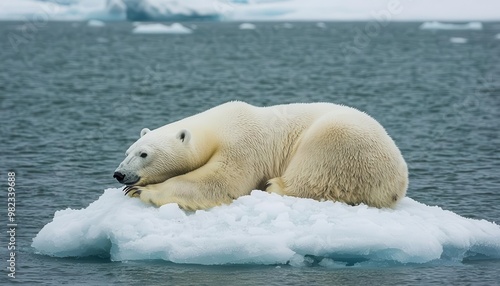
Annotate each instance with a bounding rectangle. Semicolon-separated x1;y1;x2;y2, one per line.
140;128;151;138
176;129;191;144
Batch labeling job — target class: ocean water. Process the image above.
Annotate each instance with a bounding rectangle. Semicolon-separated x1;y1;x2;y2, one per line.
1;21;500;285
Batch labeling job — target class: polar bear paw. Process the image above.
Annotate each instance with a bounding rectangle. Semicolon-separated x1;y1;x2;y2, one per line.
123;186;142;197
265;177;287;195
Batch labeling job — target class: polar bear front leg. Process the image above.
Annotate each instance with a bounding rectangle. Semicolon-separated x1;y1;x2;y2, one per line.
134;179;234;210
123;160;239;210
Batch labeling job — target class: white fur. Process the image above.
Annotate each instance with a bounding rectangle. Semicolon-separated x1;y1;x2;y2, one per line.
115;101;408;210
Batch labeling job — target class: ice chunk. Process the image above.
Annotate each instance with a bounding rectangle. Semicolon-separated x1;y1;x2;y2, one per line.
132;23;192;34
419;21;483;30
316;22;326;29
88;19;106;27
32;188;500;266
239;23;256;30
450;37;468;44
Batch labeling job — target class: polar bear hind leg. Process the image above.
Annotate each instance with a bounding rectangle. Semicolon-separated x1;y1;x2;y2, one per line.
266;110;407;208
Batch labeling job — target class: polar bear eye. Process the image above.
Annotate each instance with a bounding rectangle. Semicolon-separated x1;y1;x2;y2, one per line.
140;153;148;158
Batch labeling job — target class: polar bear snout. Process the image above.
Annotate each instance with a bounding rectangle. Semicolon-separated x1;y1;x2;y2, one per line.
113;171;125;182
113;170;140;185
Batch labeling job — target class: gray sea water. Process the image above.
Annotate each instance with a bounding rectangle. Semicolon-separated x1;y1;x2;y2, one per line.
1;21;500;285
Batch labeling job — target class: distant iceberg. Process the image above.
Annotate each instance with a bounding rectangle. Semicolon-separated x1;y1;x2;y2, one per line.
450;37;468;44
495;33;500;40
1;1;500;22
32;188;500;266
420;21;483;30
316;22;326;29
239;23;256;30
132;23;192;34
123;0;219;22
87;19;106;27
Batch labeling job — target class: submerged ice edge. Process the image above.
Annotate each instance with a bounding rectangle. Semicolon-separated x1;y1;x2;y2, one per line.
32;188;500;266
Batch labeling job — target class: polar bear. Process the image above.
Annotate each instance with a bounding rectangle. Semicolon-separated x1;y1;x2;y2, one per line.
113;101;408;211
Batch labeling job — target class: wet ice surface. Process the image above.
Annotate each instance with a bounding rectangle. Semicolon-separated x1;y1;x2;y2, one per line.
33;189;500;266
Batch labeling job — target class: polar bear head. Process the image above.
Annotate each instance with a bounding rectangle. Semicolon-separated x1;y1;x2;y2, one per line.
113;127;193;186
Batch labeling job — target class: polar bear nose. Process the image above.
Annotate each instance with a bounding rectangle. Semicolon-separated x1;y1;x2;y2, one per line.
113;172;126;183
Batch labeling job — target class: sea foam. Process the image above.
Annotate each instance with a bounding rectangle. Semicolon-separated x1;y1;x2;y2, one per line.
32;188;500;266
